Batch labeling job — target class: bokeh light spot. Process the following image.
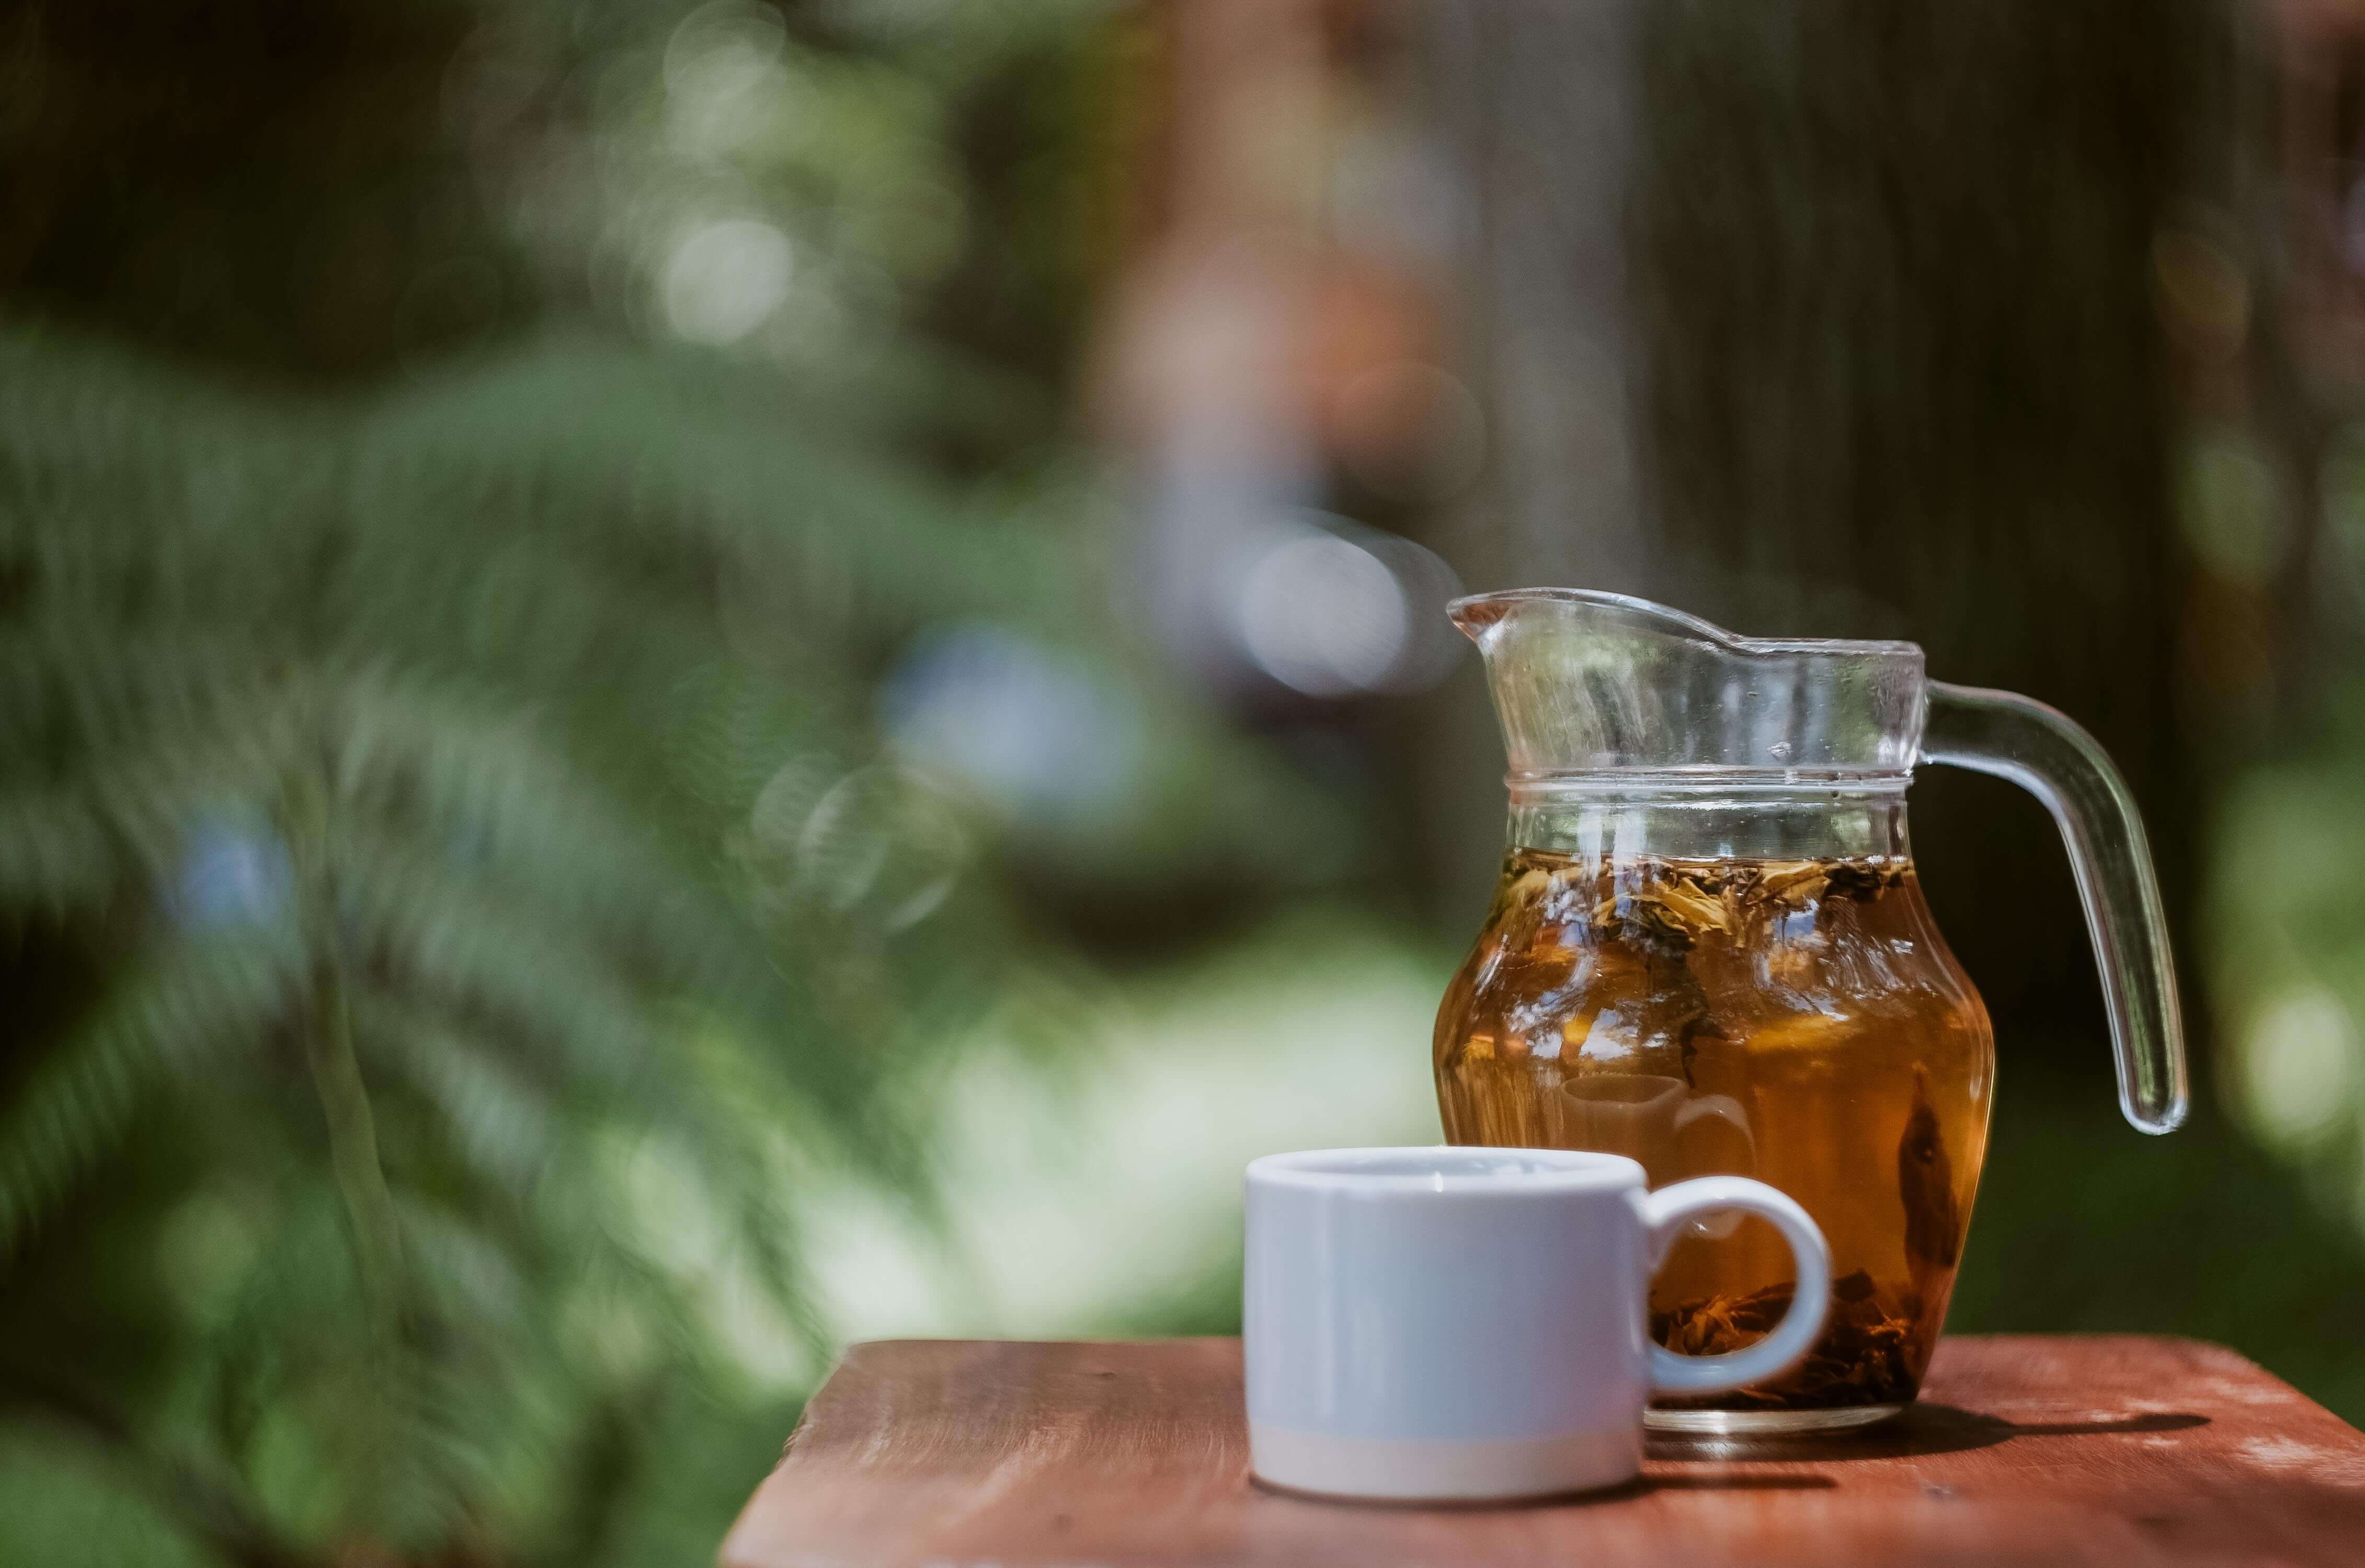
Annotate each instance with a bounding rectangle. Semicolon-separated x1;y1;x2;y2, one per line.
1237;532;1411;696
662;219;794;345
2244;988;2359;1147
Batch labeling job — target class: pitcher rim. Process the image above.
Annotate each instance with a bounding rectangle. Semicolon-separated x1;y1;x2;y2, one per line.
1447;587;1923;659
1506;769;1914;797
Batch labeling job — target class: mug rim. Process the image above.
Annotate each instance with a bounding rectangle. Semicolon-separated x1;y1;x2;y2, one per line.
1246;1145;1644;1195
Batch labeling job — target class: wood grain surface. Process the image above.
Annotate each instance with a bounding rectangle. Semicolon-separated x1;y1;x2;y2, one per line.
719;1336;2365;1566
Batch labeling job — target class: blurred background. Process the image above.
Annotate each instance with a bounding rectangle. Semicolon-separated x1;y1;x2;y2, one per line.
4;0;2364;1561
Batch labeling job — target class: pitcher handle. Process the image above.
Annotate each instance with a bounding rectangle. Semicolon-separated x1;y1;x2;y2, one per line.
1921;681;2188;1132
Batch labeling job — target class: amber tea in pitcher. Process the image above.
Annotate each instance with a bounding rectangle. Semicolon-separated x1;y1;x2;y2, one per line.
1436;591;2186;1435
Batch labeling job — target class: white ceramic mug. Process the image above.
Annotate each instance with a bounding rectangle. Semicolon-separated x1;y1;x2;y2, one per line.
1241;1147;1831;1502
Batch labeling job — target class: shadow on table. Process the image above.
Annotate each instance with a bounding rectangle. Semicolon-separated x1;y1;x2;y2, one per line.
1646;1472;1838;1492
1250;1469;1845;1513
1649;1404;2211;1466
1251;1406;2219;1513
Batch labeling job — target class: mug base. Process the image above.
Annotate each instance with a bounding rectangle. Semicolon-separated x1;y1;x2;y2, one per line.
1248;1423;1640;1503
1644;1402;1905;1437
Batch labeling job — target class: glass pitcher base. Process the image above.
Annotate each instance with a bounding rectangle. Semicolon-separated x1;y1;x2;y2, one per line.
1645;1402;1906;1437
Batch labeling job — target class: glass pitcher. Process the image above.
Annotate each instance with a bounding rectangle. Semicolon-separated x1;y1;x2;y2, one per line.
1433;589;2185;1435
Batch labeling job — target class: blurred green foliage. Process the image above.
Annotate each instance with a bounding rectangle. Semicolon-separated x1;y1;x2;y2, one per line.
2205;677;2365;1243
0;2;1356;1563
2184;380;2365;1353
0;328;1034;1564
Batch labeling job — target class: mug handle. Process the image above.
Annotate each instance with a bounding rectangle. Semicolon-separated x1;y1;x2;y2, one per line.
1641;1177;1832;1395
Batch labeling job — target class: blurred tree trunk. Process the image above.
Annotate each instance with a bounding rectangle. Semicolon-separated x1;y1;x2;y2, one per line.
1417;0;1658;930
1427;0;2222;1059
0;0;503;377
1424;0;1653;598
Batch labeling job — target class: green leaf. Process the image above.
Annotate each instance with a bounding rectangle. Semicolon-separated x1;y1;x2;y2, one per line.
0;927;303;1252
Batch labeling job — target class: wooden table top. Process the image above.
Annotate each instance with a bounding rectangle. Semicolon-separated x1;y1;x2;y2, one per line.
721;1335;2365;1566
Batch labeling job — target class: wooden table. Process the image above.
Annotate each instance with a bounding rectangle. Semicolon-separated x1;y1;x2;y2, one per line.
721;1335;2365;1566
